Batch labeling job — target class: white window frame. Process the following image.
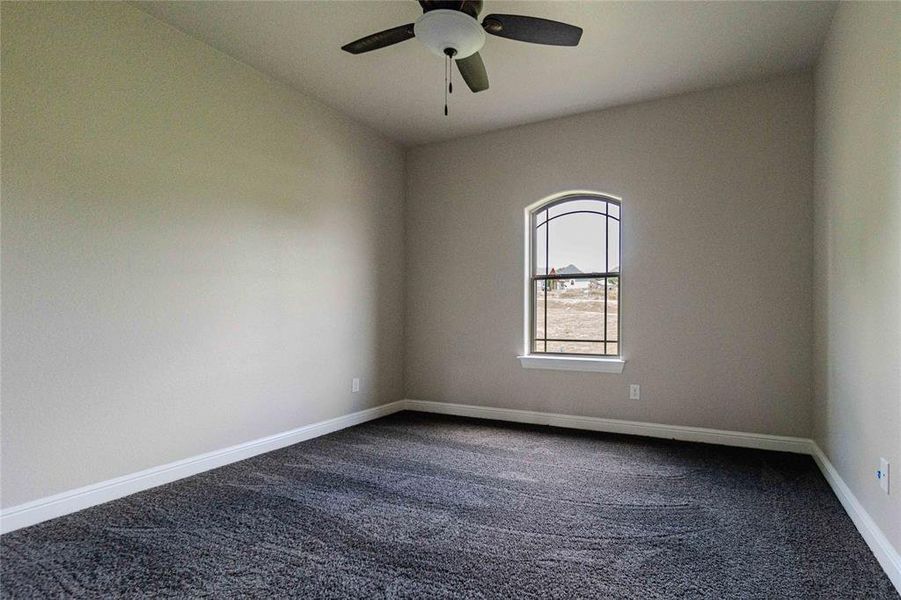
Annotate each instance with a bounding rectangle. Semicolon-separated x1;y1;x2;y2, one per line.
518;191;626;374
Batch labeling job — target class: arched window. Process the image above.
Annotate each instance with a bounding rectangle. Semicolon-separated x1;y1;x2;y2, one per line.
528;194;621;357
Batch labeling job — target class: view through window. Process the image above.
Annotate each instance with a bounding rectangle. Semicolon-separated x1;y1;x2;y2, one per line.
531;196;620;356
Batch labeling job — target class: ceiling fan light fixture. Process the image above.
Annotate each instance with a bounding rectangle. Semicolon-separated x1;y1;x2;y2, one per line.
414;9;485;59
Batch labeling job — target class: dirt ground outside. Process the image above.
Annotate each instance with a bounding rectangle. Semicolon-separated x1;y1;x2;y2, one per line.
534;280;619;355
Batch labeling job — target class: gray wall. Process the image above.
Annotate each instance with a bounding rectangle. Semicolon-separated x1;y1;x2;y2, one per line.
1;3;405;508
813;2;901;551
405;72;815;437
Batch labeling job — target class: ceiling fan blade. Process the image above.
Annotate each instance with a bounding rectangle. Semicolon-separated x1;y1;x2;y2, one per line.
341;23;416;54
481;14;583;46
456;52;489;92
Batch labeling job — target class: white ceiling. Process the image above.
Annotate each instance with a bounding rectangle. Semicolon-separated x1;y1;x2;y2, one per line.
135;1;836;147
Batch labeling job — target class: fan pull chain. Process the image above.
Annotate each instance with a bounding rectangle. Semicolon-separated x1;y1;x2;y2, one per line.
444;53;449;116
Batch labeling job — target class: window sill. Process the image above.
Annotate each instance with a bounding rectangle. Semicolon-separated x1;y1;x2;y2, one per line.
517;355;625;373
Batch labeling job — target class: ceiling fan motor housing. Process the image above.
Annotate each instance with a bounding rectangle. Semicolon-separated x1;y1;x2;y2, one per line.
414;9;486;59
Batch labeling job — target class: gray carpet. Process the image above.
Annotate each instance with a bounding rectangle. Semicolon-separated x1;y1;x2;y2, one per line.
1;411;896;599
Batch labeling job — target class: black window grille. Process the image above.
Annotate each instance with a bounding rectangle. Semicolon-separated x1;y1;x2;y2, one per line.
531;195;621;356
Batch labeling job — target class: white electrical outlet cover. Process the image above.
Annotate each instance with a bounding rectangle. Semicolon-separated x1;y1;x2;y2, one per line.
629;384;640;400
879;458;889;494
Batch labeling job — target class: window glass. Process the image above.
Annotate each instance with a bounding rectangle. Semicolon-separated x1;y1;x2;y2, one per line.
534;211;548;276
607;218;620;272
546;212;607;274
530;196;620;357
547;199;607;218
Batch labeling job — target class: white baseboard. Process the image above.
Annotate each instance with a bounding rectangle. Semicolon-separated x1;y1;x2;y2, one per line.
402;399;899;593
402;399;814;454
0;401;406;534
809;442;901;591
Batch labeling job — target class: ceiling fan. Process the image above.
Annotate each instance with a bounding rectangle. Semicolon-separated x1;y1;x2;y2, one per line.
341;1;582;102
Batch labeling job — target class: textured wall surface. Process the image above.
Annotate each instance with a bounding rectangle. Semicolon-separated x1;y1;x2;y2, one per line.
813;1;901;552
405;73;815;437
1;2;405;507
